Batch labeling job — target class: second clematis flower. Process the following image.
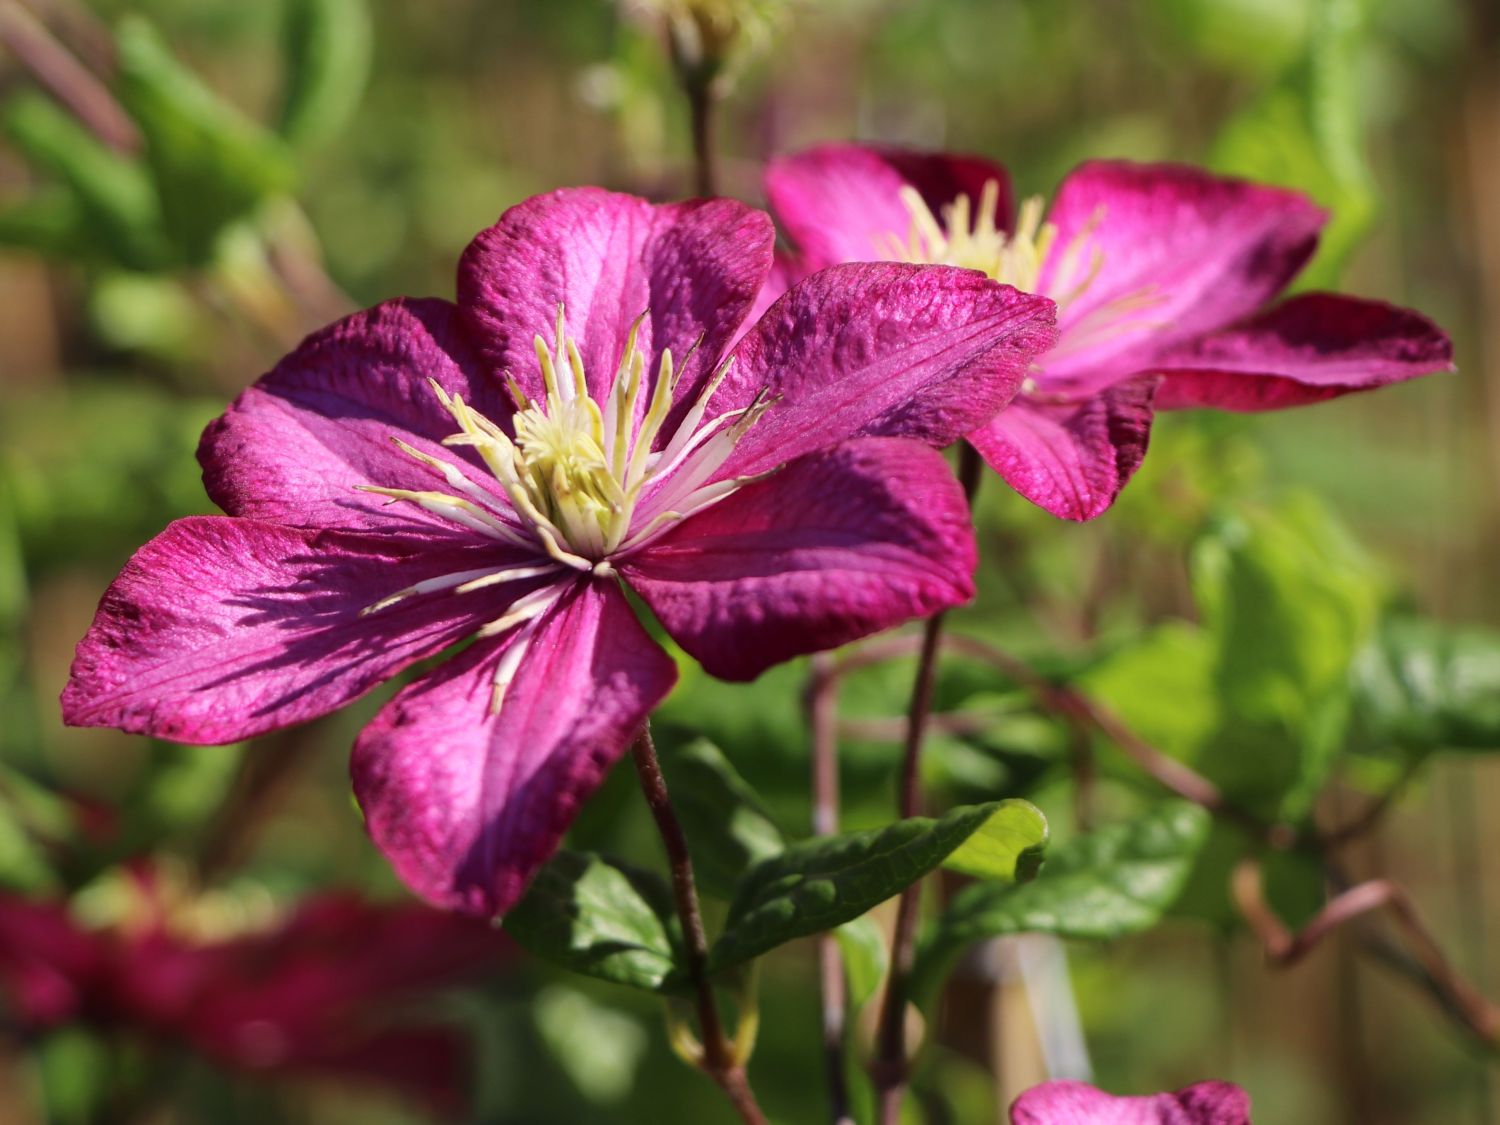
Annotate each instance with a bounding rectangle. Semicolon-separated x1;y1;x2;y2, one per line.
1010;1080;1252;1125
62;187;1057;916
761;144;1454;520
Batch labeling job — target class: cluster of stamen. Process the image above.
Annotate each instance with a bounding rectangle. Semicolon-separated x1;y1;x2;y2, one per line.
353;307;772;712
886;180;1168;383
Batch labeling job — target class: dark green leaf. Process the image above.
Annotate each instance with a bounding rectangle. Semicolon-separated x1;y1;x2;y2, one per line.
912;803;1209;1003
659;737;784;899
504;851;683;993
709;800;1048;973
116;18;297;263
1351;617;1500;756
278;0;373;145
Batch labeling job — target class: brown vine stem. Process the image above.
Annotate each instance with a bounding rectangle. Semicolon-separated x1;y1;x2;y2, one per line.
686;76;718;197
0;0;138;152
631;726;769;1125
1233;858;1500;1047
871;443;983;1125
196;724;316;882
805;653;855;1125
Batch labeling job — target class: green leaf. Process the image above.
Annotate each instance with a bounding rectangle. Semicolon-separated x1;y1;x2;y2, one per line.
911;803;1209;1004
277;0;373;145
940;798;1048;882
2;94;169;270
1351;617;1500;756
1083;623;1220;771
1191;497;1385;816
504;851;683;993
659;737;784;899
0;192;89;258
709;800;1048;973
115;17;297;264
834;915;888;1010
534;987;647;1106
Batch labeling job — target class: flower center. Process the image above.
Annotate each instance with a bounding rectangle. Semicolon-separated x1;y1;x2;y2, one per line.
886;182;1068;294
355;307;771;712
887;182;1167;379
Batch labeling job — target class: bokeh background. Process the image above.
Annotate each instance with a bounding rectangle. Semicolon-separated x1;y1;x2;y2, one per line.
1;0;1497;1122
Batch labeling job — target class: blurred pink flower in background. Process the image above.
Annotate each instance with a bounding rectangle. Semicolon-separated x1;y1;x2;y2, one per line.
1011;1079;1252;1124
0;881;509;1114
762;144;1452;520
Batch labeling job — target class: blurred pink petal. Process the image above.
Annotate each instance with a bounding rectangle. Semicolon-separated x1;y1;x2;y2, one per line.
1011;1080;1251;1125
761;146;1451;521
767;142;1012;272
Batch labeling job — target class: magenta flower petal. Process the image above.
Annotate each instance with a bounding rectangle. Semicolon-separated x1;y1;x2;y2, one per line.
200;298;511;534
766;142;1013;271
967;378;1157;522
1011;1080;1252;1125
0;897;105;1028
1039;161;1325;390
1150;292;1454;410
62;517;544;743
715;263;1057;478
352;580;677;916
457;187;774;423
622;437;975;682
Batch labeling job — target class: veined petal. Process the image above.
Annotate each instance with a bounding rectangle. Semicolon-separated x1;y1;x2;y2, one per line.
714;263;1058;479
1150;293;1454;410
1011;1080;1252;1125
62;517;550;744
1039;161;1325;391
351;580;677;917
968;380;1157;521
622;438;976;682
200;298;514;535
457;187;773;438
766;143;1014;269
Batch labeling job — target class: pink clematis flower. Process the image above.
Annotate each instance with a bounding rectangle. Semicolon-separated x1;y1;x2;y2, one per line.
63;187;1057;916
762;144;1453;520
1011;1080;1252;1125
0;887;509;1114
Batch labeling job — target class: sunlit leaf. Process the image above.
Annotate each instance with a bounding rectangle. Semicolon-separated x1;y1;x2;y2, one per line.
912;803;1209;1003
940;798;1048;882
534;986;647;1105
834;914;888;1010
